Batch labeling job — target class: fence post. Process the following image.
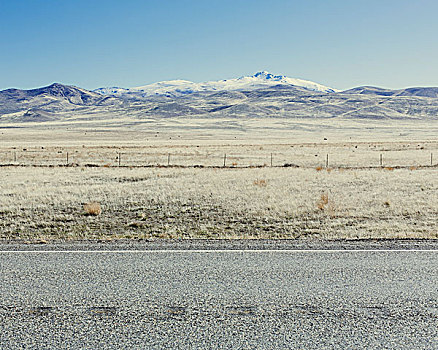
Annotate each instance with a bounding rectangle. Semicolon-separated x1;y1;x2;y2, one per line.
223;154;226;167
380;154;383;167
431;153;433;166
66;152;69;165
270;153;273;167
326;154;329;168
13;151;17;163
168;153;170;166
118;153;121;166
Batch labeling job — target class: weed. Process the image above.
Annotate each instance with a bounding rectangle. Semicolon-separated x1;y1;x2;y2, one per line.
253;179;267;187
317;193;329;210
83;202;102;216
316;166;323;171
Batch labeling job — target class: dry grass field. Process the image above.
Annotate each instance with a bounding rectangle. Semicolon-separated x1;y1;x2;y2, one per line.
0;128;436;241
0;164;436;240
1;138;437;169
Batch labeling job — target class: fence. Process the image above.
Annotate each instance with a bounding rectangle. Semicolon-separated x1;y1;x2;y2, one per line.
0;148;436;169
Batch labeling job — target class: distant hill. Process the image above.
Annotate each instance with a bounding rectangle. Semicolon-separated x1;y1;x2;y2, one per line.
1;73;437;125
343;86;438;98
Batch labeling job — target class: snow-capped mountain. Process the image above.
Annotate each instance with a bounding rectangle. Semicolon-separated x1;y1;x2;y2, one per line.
93;71;337;98
1;76;438;125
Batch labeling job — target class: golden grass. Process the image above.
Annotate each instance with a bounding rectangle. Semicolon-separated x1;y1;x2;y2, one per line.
83;202;102;216
253;179;267;187
317;193;329;210
1;166;437;240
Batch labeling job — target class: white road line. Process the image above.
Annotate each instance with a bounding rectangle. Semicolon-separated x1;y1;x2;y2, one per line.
0;249;436;253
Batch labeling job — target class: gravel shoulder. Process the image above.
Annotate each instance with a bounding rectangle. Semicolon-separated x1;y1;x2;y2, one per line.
1;238;438;251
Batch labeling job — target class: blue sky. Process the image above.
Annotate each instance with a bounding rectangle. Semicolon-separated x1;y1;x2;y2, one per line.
1;0;437;90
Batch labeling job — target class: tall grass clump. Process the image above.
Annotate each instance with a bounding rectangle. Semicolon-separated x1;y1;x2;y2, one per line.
253;179;267;187
83;202;102;216
317;193;329;210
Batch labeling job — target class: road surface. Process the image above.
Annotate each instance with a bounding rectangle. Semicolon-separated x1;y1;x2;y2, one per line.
0;241;437;349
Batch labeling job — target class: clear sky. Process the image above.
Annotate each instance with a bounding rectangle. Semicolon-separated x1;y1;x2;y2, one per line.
1;0;437;91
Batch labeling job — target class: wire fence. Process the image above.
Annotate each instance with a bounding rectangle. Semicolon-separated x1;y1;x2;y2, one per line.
0;148;436;169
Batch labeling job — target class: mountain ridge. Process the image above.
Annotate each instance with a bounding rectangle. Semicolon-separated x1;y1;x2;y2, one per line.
93;71;338;98
1;73;437;125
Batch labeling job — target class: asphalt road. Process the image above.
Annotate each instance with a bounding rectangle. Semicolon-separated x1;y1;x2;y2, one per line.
0;242;437;349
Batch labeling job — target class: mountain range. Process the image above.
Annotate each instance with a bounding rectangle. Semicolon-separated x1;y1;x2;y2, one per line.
93;71;338;97
1;72;437;125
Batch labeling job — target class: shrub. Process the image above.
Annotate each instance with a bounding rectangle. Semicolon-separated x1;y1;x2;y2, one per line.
84;202;102;216
253;179;267;187
317;193;329;210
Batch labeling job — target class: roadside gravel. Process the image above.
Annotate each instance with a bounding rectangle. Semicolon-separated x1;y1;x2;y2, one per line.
1;238;437;251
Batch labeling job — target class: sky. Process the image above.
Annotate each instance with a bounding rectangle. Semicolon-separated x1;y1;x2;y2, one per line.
1;0;437;91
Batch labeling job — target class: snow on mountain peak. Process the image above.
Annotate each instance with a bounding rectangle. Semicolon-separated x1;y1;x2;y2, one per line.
94;72;337;97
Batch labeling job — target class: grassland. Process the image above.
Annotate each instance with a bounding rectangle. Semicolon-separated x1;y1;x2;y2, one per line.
0;127;436;241
1;138;437;168
1;164;436;240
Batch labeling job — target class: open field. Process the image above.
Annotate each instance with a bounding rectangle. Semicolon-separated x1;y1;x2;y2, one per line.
1;162;436;240
0;127;436;241
1;128;437;169
1;141;438;168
